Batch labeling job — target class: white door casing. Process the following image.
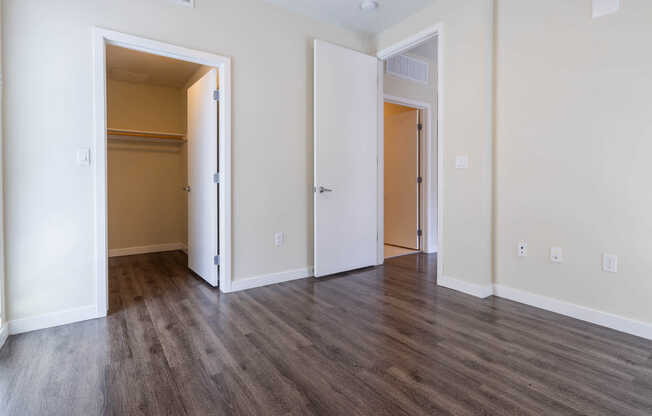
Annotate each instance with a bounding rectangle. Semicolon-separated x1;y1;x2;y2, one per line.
187;69;218;286
314;40;378;277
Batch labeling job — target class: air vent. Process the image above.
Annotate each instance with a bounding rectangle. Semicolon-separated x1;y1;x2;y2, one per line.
386;55;429;84
173;0;194;7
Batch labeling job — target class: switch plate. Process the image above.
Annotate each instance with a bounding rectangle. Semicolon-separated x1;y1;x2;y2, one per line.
274;232;285;247
518;241;528;257
550;247;563;263
603;254;618;273
77;148;91;166
456;155;469;169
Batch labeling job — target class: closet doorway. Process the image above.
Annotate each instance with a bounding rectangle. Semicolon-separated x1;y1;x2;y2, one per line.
384;102;423;259
93;29;232;315
106;45;219;285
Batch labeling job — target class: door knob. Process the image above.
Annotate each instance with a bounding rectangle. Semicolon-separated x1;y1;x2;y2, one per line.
183;185;191;192
318;186;333;193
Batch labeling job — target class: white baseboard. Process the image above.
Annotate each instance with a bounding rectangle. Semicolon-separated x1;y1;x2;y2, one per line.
109;242;187;257
493;284;652;341
230;267;313;292
437;275;494;298
423;246;438;254
0;324;8;350
8;305;99;335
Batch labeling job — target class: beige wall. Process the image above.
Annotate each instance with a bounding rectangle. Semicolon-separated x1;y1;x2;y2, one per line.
107;79;186;133
3;0;368;321
495;0;652;323
376;0;495;287
384;102;413;117
107;79;187;251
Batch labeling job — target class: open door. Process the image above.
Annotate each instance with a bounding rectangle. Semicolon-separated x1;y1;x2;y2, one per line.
384;107;420;250
314;40;378;277
187;69;218;287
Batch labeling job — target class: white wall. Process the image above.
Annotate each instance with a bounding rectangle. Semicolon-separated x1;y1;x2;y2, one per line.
2;0;368;322
495;0;652;324
376;0;495;287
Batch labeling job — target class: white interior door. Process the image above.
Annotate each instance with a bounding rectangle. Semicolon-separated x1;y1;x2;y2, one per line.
187;69;218;287
314;40;378;277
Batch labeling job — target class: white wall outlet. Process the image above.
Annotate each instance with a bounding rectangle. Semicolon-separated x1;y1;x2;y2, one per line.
603;253;618;273
455;155;469;169
274;232;285;247
518;241;528;257
77;148;91;166
550;247;563;263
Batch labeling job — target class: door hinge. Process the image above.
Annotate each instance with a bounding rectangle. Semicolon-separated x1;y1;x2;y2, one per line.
417;229;423;237
214;255;220;265
417;123;423;131
417;176;423;184
213;90;220;101
214;172;220;183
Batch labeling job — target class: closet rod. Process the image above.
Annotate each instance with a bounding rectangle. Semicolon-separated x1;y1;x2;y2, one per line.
107;128;186;143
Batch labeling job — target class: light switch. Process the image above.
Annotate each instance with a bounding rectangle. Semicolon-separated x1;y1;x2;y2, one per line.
593;0;620;18
455;155;469;169
77;148;91;166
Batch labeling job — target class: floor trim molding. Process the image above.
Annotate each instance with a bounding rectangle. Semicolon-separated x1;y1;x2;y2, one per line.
229;267;313;292
493;284;652;341
437;275;494;298
8;305;99;335
438;276;652;340
0;324;8;350
109;243;187;257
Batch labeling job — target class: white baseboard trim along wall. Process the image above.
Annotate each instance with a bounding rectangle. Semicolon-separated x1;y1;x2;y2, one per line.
437;275;494;299
109;242;187;257
7;305;99;335
0;324;8;350
229;267;314;292
438;278;652;341
5;267;650;342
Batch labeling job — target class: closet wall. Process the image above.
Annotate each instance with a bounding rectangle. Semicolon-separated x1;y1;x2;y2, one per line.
107;79;188;253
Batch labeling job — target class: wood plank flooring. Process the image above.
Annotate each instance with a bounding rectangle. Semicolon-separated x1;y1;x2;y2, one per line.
1;251;651;415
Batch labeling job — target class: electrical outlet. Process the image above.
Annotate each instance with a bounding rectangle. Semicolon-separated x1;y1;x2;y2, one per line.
455;155;469;169
274;232;285;247
518;241;528;257
603;254;618;273
550;247;563;263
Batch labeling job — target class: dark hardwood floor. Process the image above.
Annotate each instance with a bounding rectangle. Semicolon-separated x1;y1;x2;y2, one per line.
1;251;651;415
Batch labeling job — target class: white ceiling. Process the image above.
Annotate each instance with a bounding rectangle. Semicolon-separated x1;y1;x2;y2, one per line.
262;0;436;34
106;45;202;88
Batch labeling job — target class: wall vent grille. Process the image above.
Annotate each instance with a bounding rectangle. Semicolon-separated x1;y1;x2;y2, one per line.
173;0;194;7
386;55;429;84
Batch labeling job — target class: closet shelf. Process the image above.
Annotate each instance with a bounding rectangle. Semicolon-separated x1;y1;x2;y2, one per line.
107;128;186;144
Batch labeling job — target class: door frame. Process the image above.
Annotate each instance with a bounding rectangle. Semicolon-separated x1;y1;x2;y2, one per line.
383;96;432;253
92;28;233;316
376;24;442;280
